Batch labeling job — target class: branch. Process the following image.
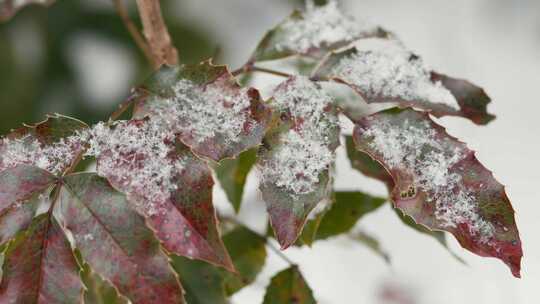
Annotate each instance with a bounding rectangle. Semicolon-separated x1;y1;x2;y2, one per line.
135;0;178;68
113;0;154;65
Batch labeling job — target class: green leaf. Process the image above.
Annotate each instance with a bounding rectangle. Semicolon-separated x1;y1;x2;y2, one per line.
258;76;339;249
0;165;55;245
0;0;54;22
58;173;185;303
252;2;387;61
0;214;83;303
353;107;522;277
215;148;257;213
132;61;272;161
313;39;495;125
315;191;386;240
171;255;228;304
222;226;267;295
263;266;316;304
349;230;391;264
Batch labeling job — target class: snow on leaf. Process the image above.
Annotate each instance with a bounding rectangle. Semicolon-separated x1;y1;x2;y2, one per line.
0;165;54;245
0;114;88;175
352;108;522;277
58;173;185;304
313;38;495;124
252;0;387;61
85;119;234;271
132;62;272;161
258;76;340;249
0;214;83;303
0;0;53;21
262;266;316;304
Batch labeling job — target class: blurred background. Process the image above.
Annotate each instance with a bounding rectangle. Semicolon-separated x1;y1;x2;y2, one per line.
1;0;539;303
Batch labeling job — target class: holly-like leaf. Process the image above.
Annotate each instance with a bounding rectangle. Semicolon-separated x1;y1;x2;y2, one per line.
215;148;257;213
0;0;53;21
58;173;185;303
86;119;234;271
263;266;316;304
221;226;267;295
132;61;272;161
171;256;228;304
352;108;522;277
0;114;88;175
349;230;391;264
252;1;387;61
315;191;385;240
0;214;83;303
313;39;495;125
258;76;340;249
0;165;54;245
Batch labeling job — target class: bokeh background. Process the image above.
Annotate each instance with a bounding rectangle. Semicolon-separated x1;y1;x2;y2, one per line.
1;0;539;303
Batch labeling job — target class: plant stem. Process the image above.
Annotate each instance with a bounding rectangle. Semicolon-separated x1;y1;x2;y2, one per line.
113;0;154;66
135;0;178;68
231;64;293;79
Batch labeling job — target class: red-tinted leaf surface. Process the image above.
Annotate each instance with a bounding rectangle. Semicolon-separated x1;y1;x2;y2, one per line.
132;61;272;161
87;119;234;271
252;1;388;61
0;114;88;175
353;108;522;277
313;39;495;125
0;165;55;245
262;266;316;304
258;76;340;248
58;173;185;303
0;0;53;21
0;214;83;303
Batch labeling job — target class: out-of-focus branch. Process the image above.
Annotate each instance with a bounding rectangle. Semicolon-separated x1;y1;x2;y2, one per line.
135;0;179;68
113;0;154;65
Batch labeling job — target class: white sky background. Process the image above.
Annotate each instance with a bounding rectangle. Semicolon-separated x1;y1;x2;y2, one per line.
61;0;540;303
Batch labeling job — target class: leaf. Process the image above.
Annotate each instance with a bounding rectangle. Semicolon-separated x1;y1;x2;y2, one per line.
352;107;522;277
258;76;340;249
349;230;391;264
132;61;272;161
0;0;54;22
263;266;316;304
313;39;495;125
58;173;185;303
0;214;83;303
215;148;257;213
221;226;267;295
87;119;234;271
315;191;386;240
80;260;129;304
171;256;228;304
0;114;88;175
0;165;55;245
252;1;387;61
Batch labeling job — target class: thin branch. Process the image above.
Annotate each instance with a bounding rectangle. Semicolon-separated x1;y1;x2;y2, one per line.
113;0;154;65
135;0;178;68
231;65;294;79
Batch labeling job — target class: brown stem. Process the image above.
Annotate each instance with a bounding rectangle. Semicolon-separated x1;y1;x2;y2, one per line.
135;0;179;68
113;0;154;65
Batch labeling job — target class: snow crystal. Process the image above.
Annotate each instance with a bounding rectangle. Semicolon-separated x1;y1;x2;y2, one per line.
275;0;379;54
360;116;494;243
0;132;82;174
330;38;459;110
260;77;338;197
152;76;252;144
85;119;186;217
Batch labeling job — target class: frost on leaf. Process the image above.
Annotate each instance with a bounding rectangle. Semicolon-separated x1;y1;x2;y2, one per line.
58;173;185;304
252;0;387;61
262;266;316;304
132;62;271;161
85;119;234;271
0;214;83;303
0;0;53;21
258;76;340;248
313;38;495;124
0;114;88;175
353;108;522;277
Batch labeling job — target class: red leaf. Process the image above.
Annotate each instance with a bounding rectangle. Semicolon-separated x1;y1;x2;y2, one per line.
352;108;522;277
0;214;83;303
59;173;185;303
